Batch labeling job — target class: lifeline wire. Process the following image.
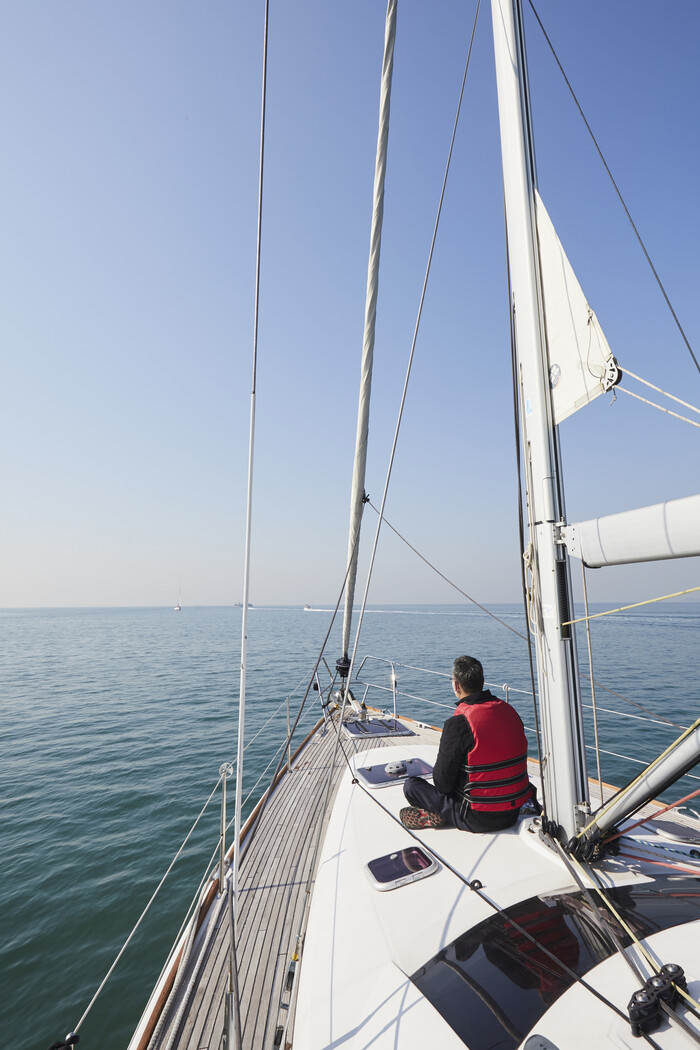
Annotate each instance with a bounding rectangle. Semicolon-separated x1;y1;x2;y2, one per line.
347;0;482;685
527;0;700;377
240;524;363;858
73;774;224;1032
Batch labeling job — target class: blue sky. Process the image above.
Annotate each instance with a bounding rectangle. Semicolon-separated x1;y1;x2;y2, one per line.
0;1;698;608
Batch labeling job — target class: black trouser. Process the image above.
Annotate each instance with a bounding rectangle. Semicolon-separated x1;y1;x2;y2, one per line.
403;776;520;833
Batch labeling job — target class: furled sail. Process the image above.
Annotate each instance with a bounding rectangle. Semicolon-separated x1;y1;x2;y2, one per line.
536;191;621;423
561;493;700;568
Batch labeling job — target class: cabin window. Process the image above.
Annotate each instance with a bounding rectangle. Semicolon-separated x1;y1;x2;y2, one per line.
411;877;700;1050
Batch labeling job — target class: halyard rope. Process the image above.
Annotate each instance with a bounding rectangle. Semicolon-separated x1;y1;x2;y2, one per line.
623;368;700;417
602;785;700;844
617;386;700;430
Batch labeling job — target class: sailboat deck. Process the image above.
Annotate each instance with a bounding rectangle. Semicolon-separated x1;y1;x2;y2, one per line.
145;714;443;1050
142;712;700;1050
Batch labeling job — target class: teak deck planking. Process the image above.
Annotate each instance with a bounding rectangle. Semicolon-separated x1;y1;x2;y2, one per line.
146;715;440;1050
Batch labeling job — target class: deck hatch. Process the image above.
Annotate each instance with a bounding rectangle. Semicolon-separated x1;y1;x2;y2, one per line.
366;847;439;891
342;717;416;739
355;757;433;787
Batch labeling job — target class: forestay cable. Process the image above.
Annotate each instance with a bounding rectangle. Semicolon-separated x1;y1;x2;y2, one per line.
348;0;483;683
341;0;398;663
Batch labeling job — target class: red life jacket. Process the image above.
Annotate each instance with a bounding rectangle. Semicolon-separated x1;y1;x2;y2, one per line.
455;698;531;812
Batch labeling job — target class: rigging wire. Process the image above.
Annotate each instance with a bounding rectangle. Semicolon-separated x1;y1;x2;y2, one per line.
233;0;269;909
527;0;700;378
581;564;604;805
346;0;482;686
366;499;526;640
228;6;271;1043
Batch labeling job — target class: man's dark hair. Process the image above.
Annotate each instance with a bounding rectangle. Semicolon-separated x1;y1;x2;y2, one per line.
452;655;484;694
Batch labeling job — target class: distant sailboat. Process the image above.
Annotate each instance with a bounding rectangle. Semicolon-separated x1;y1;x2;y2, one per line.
174;588;182;612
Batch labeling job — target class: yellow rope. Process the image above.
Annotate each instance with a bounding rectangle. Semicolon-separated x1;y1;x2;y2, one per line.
563;586;700;626
570;856;700;1012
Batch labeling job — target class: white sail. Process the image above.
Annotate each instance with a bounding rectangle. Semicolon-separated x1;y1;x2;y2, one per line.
535;190;620;423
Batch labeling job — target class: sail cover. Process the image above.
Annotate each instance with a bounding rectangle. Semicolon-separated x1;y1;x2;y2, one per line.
536;191;620;423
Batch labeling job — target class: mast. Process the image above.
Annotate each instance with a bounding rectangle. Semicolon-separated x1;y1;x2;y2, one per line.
491;0;588;842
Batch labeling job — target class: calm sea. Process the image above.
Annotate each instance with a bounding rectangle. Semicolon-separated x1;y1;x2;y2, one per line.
3;603;699;1050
